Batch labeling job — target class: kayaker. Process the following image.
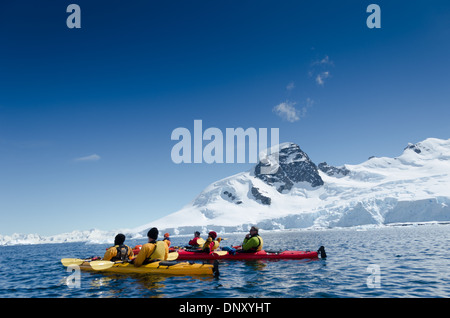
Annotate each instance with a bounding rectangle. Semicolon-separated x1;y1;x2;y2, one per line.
134;227;169;267
163;232;171;247
103;233;134;262
188;231;203;247
240;226;263;252
202;231;221;253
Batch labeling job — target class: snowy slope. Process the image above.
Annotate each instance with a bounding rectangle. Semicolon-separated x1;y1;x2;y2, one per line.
2;137;450;245
138;137;450;235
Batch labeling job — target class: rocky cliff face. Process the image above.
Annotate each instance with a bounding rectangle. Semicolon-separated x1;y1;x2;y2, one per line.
318;162;350;177
254;143;324;193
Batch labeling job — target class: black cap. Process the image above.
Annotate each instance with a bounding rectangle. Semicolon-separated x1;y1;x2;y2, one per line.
147;227;159;239
114;233;126;245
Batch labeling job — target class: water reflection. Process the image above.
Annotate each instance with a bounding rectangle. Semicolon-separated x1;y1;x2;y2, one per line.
80;268;219;298
243;259;267;271
89;276;114;288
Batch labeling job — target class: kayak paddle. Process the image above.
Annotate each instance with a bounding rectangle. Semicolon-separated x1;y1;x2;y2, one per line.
167;251;179;261
61;258;89;266
90;260;118;270
212;251;228;256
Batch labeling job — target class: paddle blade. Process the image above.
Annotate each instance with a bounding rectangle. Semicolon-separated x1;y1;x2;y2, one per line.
167;252;178;261
90;260;115;271
213;251;228;256
197;238;205;245
61;258;84;266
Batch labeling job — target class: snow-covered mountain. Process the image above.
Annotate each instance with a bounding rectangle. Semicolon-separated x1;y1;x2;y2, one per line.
137;137;450;235
2;137;450;245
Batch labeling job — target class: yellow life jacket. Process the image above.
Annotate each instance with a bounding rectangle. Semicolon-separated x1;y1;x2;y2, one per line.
149;241;167;260
211;240;220;251
255;235;263;251
197;238;206;246
202;238;220;252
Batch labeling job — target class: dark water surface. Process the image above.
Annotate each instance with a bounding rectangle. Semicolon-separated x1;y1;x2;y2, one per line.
1;224;450;298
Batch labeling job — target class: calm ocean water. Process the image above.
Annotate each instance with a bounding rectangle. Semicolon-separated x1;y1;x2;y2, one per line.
1;224;450;298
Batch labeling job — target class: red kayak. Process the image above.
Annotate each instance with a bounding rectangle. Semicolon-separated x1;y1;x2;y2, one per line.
177;246;326;260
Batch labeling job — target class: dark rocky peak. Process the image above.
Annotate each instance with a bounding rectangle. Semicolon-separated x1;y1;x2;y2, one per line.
404;143;422;154
254;143;324;192
318;162;350;177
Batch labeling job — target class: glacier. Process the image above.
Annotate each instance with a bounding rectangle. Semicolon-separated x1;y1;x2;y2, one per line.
2;137;450;245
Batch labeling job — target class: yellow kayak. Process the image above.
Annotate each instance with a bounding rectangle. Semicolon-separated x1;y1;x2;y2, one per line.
75;260;219;276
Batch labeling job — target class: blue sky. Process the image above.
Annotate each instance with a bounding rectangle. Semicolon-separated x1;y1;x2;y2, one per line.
1;1;450;236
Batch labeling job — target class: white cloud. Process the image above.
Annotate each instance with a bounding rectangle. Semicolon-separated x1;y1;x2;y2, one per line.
273;101;300;123
286;81;295;91
273;98;315;123
73;154;101;162
316;71;330;86
320;55;330;64
310;55;333;86
312;55;334;66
